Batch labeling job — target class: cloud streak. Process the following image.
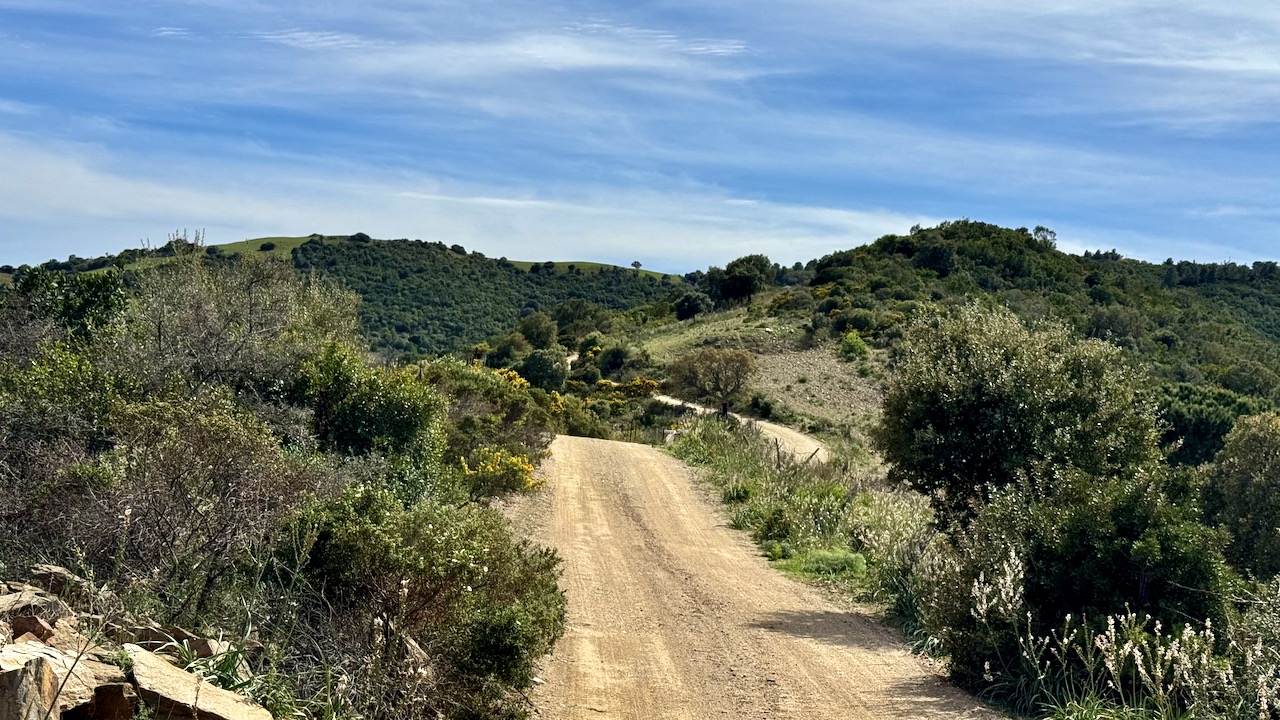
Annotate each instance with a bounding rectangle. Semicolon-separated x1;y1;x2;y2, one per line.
0;0;1277;270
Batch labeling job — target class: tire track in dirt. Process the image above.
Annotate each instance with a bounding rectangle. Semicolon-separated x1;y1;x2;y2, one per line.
516;435;998;719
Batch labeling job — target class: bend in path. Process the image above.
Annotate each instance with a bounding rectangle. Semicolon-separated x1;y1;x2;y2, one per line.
522;435;998;719
654;394;828;462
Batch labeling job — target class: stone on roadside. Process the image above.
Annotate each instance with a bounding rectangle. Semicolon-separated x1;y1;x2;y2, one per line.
29;564;85;597
125;644;271;720
0;641;132;717
0;589;73;623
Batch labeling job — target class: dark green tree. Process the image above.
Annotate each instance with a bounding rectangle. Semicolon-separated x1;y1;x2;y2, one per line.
721;254;772;305
517;349;568;391
1204;412;1280;579
875;304;1161;528
517;312;559;350
673;289;713;320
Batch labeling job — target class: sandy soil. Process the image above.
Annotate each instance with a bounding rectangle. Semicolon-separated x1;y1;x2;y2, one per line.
749;348;883;429
513;435;999;720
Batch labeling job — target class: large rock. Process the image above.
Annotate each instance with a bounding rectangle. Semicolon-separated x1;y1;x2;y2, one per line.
28;564;85;597
0;654;58;720
9;617;53;642
124;644;271;720
0;640;134;718
0;589;73;622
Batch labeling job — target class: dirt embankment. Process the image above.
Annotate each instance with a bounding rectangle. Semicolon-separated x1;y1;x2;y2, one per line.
510;435;998;719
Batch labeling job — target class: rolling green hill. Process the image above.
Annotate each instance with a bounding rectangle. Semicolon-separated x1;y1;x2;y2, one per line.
3;233;681;358
289;236;675;356
658;219;1280;465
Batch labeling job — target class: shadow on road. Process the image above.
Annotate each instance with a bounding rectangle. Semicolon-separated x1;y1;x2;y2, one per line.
746;609;905;652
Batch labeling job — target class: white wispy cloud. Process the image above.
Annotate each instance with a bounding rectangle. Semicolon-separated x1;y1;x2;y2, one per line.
747;0;1280;125
249;29;379;51
0;99;36;115
0;132;930;269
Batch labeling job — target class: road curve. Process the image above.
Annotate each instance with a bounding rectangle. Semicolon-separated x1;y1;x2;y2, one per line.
653;395;828;462
520;435;997;720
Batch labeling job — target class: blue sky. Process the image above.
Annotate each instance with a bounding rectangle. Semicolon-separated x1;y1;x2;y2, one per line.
1;1;1278;273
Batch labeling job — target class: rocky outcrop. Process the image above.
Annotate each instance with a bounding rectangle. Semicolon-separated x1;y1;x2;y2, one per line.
0;639;135;719
0;565;272;720
125;645;270;720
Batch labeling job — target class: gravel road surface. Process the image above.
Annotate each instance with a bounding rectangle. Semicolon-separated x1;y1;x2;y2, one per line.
516;435;997;719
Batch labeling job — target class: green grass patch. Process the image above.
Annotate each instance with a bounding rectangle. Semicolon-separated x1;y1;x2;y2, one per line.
211;235;318;259
669;416;932;606
774;548;867;578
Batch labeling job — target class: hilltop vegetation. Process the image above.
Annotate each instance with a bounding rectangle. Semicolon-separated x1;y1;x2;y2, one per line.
2;232;675;359
290;235;673;357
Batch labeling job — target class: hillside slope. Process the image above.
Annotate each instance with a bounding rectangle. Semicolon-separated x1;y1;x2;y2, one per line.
290;237;675;356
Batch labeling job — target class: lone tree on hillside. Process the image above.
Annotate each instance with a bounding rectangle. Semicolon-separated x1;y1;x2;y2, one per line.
667;347;756;415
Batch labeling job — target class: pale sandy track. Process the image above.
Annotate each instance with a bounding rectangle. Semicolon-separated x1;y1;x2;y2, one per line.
514;435;997;720
653;395;829;462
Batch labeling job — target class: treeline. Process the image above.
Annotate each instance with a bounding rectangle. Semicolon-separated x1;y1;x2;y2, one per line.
0;251;572;720
1;229;225;275
291;236;673;357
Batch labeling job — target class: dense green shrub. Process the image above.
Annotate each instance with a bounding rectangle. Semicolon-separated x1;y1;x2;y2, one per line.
416;359;556;492
875;304;1161;528
673;288;713;320
516;312;558;350
297;346;445;457
1203;412;1280;579
516;348;568;391
294;485;565;718
838;330;869;360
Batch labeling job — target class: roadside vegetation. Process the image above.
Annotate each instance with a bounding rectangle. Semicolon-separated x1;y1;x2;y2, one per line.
672;303;1280;720
0;243;568;720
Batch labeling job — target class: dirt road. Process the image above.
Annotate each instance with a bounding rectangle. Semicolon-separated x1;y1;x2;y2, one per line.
516;435;995;719
653;395;829;462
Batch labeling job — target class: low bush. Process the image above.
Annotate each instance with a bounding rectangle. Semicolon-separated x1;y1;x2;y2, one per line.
286;485;566;719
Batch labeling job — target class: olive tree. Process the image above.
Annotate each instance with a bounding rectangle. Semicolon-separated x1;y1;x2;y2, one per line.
667;347;756;415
